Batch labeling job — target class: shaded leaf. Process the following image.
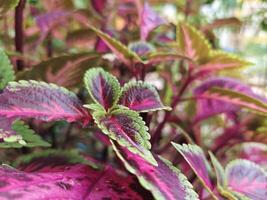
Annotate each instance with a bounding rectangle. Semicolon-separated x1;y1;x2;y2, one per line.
209;152;226;187
128;41;155;57
93;107;156;165
225;159;267;200
0;164;147;200
84;68;121;111
140;2;166;40
90;0;107;15
112;142;199;200
0;81;91;125
90;26;142;66
119;81;171;112
0;0;19;15
0;50;15;90
177;22;211;63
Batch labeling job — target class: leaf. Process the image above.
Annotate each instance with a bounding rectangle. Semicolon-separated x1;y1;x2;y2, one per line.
198;51;252;74
0;50;15;90
0;118;50;148
193;77;263;121
209;152;226;187
140;2;166;40
225;159;267;200
84;68;121;111
0;164;148;200
112;142;199;200
0;80;91;125
146;52;193;65
90;0;107;15
177;22;211;63
93;107;156;165
0;0;19;15
172;143;216;197
17;52;99;89
90;26;142;66
119;81;171;112
128;41;155;57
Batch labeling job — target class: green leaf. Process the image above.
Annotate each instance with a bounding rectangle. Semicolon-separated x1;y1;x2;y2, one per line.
92;107;156;165
90;26;142;66
205;87;267;116
84;67;121;111
0;0;19;15
176;22;211;63
0;50;15;90
209;152;226;187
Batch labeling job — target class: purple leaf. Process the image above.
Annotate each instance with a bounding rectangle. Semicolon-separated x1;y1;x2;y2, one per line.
119;81;171;112
172;143;216;197
225;159;267;200
0;164;147;200
95;29;114;53
112;142;199;200
93;107;156;165
194;77;260;121
91;0;107;15
141;2;166;40
84;68;121;111
0;81;91;125
128;41;155;57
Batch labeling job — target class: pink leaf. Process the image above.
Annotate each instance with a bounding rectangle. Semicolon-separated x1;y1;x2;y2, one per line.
0;81;91;125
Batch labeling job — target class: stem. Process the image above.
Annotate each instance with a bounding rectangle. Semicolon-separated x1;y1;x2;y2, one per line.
151;71;193;149
15;0;26;71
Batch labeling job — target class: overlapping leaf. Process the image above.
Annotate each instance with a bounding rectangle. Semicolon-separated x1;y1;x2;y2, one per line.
0;80;91;125
0;50;15;90
140;2;166;40
84;68;121;111
225;159;267;200
0;164;147;200
119;81;171;112
112;142;199;200
90;26;142;66
93;107;156;165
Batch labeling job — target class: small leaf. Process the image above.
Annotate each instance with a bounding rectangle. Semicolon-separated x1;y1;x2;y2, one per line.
90;0;107;15
0;50;15;90
128;41;155;57
198;51;252;74
209;152;226;187
0;80;91;125
84;68;121;111
0;164;147;199
177;22;211;63
119;81;171;112
90;26;142;66
0;0;19;15
140;2;166;40
225;159;267;200
172;143;216;197
112;142;199;200
93;107;156;165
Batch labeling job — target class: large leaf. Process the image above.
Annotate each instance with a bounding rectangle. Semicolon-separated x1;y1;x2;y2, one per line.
112;142;199;200
0;81;91;125
84;68;121;111
198;51;252;74
193;77;263;121
90;26;142;66
0;0;19;15
176;22;211;63
18;52;99;88
172;143;216;197
119;81;171;112
0;164;148;200
0;50;15;90
140;2;166;40
225;159;267;200
93;107;156;165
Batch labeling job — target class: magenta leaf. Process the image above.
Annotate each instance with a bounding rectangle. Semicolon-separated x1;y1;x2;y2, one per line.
0;164;148;200
84;68;121;111
119;81;171;112
91;0;107;15
140;2;166;40
172;143;217;197
112;142;199;200
194;77;262;121
0;81;91;125
93;107;156;165
225;159;267;200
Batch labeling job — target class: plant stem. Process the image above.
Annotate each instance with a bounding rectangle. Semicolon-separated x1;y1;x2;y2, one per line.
151;71;193;149
15;0;26;71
